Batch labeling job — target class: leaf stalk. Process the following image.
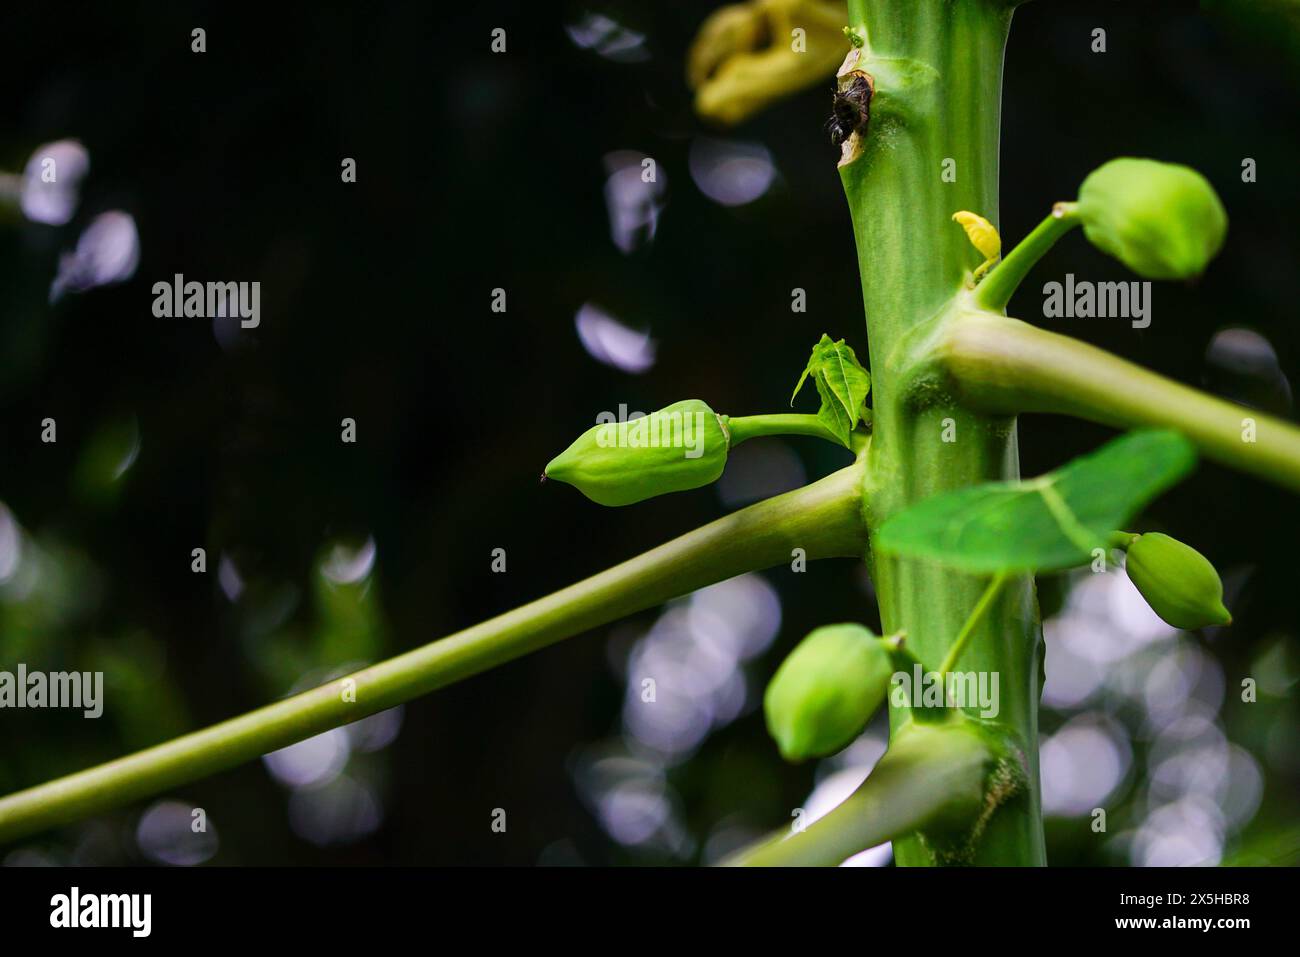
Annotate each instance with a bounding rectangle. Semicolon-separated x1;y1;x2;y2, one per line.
940;311;1300;493
0;463;869;845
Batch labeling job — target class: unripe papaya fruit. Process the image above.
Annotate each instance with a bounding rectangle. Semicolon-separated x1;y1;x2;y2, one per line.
1125;532;1231;629
544;399;729;506
763;623;892;762
1076;158;1227;280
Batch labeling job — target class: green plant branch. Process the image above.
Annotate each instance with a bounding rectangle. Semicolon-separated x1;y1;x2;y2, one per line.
724;719;992;866
974;203;1080;312
725;413;845;447
937;571;1008;677
939;311;1300;492
0;462;869;846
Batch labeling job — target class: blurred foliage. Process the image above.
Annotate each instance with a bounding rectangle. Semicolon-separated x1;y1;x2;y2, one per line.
688;0;847;125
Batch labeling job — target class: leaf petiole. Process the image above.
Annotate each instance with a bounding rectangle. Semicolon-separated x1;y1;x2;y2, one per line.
974;202;1080;313
938;571;1008;678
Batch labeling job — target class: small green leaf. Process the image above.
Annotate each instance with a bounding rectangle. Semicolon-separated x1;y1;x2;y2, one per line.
818;337;871;425
791;334;871;449
816;391;853;448
790;366;813;407
877;430;1197;573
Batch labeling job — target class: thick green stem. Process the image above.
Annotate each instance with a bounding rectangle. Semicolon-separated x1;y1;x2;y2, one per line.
842;0;1045;865
0;464;868;845
728;718;992;866
939;311;1300;493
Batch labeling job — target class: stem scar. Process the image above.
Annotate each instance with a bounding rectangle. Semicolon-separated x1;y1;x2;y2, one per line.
832;47;874;166
827;72;873;148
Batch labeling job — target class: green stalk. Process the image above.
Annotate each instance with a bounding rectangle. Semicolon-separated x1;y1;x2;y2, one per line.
939;311;1300;493
842;0;1045;865
0;463;867;845
974;203;1080;312
726;718;992;866
937;572;1008;677
726;413;843;447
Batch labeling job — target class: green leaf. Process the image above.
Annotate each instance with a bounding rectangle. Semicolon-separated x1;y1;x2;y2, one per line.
877;430;1197;573
816;391;853;448
791;334;871;448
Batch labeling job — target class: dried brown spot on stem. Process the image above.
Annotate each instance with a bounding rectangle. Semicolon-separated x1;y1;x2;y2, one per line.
832;49;874;167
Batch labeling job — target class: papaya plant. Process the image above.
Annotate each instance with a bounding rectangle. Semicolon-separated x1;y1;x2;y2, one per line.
2;0;1300;867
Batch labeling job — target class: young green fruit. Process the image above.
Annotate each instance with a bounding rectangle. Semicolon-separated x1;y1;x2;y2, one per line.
763;623;892;762
1125;532;1232;629
544;399;729;506
1076;158;1227;280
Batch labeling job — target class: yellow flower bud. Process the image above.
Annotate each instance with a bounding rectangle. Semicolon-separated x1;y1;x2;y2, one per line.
952;211;1001;280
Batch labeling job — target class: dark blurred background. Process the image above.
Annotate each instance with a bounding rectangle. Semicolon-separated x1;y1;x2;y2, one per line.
0;0;1297;866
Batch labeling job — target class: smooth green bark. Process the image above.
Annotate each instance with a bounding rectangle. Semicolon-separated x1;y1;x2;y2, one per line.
842;0;1046;865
